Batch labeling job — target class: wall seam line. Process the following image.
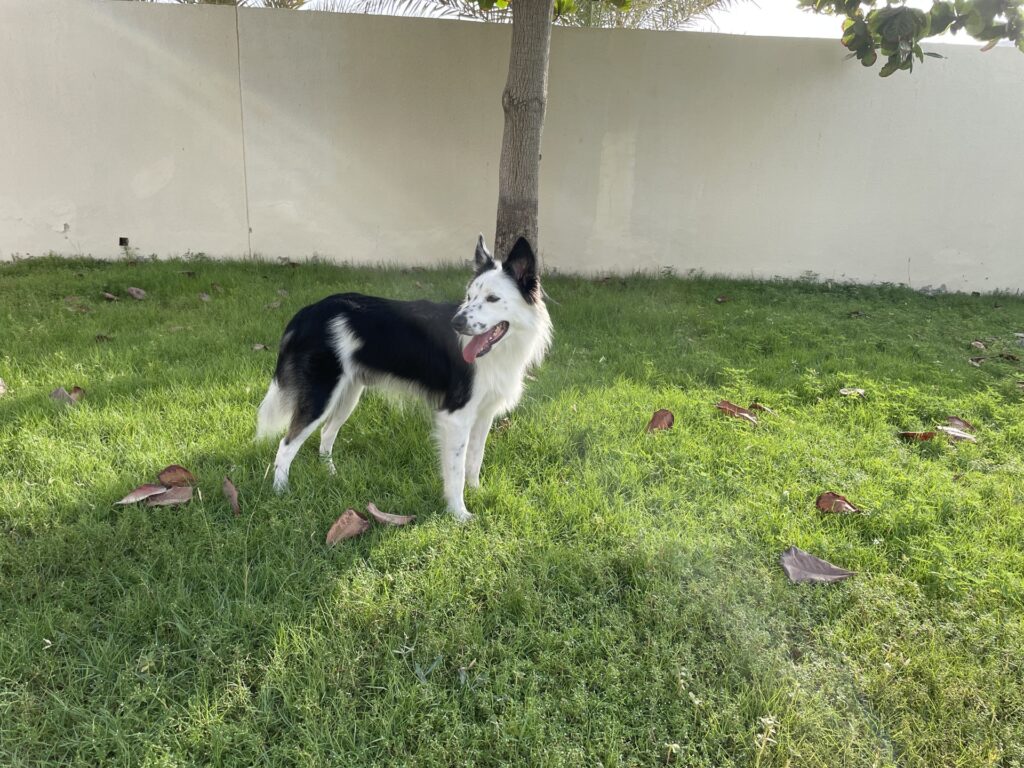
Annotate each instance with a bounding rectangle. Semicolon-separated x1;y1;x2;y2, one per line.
234;6;253;259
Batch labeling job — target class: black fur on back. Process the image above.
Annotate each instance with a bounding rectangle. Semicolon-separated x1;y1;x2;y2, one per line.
274;293;474;435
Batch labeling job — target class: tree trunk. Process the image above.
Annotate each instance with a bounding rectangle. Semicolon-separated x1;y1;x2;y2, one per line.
494;0;554;260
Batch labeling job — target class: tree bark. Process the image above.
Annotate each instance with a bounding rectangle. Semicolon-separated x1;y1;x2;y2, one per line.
494;0;554;260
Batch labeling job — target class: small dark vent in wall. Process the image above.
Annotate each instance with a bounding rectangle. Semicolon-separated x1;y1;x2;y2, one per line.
118;236;129;247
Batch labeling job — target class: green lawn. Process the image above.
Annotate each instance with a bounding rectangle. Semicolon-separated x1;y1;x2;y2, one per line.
1;256;1023;767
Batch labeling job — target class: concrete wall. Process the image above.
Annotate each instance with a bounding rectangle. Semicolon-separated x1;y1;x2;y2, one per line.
2;0;1022;291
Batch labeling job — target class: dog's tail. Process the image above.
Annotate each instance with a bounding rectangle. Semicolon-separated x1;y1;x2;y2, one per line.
255;379;292;441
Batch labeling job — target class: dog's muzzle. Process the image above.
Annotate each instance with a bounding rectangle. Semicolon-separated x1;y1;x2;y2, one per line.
452;312;469;334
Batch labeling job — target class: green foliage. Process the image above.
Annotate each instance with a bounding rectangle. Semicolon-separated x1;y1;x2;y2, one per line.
802;0;1024;76
2;258;1024;765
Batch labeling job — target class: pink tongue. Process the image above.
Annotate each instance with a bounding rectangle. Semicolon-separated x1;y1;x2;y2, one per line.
463;331;491;363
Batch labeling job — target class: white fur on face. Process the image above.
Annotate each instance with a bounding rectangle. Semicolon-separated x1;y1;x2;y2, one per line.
457;264;530;335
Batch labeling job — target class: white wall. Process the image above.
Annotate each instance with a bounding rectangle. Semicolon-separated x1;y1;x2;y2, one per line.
1;0;1022;291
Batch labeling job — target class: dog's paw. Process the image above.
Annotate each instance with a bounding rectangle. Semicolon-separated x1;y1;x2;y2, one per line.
449;507;475;524
320;454;337;476
466;476;481;490
272;477;289;494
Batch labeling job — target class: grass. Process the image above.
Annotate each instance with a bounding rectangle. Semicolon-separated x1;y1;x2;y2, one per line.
1;255;1023;767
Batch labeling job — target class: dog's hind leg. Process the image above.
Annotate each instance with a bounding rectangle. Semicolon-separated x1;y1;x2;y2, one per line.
273;418;324;493
465;412;495;489
318;378;364;475
272;376;342;492
436;409;475;522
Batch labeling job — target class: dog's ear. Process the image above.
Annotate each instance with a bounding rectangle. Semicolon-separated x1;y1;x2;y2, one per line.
474;234;494;275
502;237;539;304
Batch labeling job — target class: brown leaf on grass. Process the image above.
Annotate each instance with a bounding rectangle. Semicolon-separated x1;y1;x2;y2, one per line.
715;400;757;426
816;492;861;514
899;431;936;442
126;287;146;300
326;508;370;545
179;270;196;278
278;257;300;268
222;477;241;517
102;292;118;302
714;295;732;304
971;340;987;350
211;283;224;294
366;502;415;526
780;546;854;584
839;387;866;398
848;310;866;318
1017;380;1024;390
946;416;975;432
936;425;977;443
95;334;112;343
264;300;282;310
646;409;674;432
277;289;289;297
969;357;986;367
0;377;6;397
158;464;196;487
146;485;193;507
198;292;211;302
50;386;83;405
63;296;90;313
252;343;269;352
1000;353;1020;362
748;402;775;415
116;484;168;505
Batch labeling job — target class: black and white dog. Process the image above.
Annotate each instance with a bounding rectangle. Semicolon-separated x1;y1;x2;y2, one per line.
256;235;552;522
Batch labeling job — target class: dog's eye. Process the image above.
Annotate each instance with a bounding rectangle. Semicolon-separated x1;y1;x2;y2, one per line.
486;295;500;303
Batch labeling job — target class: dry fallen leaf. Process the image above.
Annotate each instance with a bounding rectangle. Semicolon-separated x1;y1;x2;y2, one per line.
264;300;282;310
716;400;757;426
63;296;90;314
0;377;6;398
714;295;732;304
158;464;196;487
839;387;866;398
277;289;289;297
936;425;977;443
252;343;269;351
146;485;193;507
646;408;674;432
946;416;975;432
211;283;224;294
198;292;211;302
1000;353;1020;362
179;270;196;278
779;546;854;584
971;340;987;350
848;310;866;318
899;431;936;442
326;508;370;545
126;287;146;300
116;484;168;505
222;477;241;516
95;334;112;343
969;357;986;367
50;386;83;405
102;292;118;302
748;402;775;415
816;491;861;514
366;501;415;526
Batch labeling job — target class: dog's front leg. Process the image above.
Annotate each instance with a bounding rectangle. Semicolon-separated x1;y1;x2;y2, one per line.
436;410;473;522
465;413;494;489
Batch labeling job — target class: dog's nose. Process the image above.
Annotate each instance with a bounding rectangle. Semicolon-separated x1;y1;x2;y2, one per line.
452;313;469;334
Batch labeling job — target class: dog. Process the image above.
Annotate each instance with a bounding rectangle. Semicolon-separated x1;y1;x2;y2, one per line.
255;235;552;522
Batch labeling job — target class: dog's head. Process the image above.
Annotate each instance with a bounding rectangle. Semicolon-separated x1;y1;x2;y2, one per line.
453;234;541;363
